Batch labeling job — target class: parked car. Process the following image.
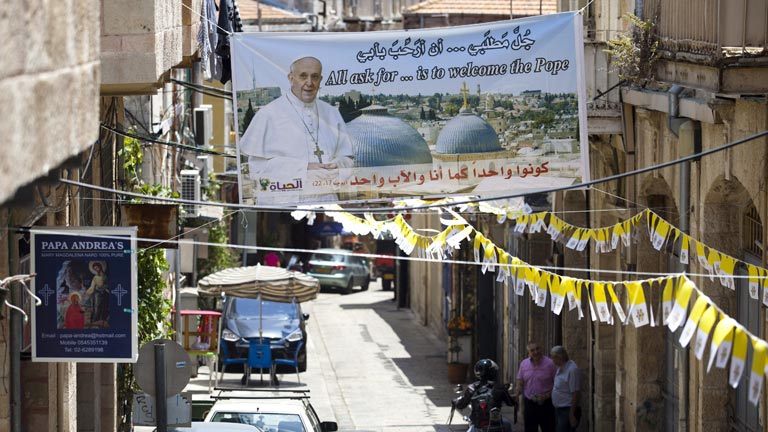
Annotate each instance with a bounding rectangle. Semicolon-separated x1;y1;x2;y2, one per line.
203;390;338;432
305;248;371;292
373;238;397;291
220;297;308;373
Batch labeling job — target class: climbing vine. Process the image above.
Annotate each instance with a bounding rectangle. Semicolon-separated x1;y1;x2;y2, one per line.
115;127;176;431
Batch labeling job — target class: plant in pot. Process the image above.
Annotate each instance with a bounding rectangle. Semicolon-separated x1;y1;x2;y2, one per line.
447;337;468;384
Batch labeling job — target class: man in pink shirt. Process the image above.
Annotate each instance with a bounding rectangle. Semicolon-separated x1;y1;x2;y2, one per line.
512;341;557;432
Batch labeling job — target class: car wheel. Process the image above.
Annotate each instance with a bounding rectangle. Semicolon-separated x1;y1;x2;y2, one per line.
361;275;370;291
382;279;392;291
299;346;307;372
345;278;354;294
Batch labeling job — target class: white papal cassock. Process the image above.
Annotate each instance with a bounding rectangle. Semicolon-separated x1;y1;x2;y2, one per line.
239;91;354;201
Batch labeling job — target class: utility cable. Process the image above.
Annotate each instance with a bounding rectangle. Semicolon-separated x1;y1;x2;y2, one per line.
170;79;232;98
100;124;236;159
60;128;768;213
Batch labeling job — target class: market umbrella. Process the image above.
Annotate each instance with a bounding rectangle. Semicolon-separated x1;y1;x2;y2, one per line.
197;265;320;371
197;264;319;303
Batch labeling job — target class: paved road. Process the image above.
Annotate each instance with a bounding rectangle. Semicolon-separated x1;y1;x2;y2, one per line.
188;279;519;431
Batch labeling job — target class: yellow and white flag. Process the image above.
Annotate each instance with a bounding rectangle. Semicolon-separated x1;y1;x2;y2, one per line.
565;228;582;250
678;295;709;348
763;274;768;307
748;265;760;300
650;213;672;250
668;277;696;332
694;305;718;360
696;241;709;272
748;338;767;405
480;237;497;274
550;275;566;315
717;255;736;289
606;283;626;323
706;248;721;282
611;222;624;250
592;282;611;323
625;282;650;327
730;326;748;388
473;232;486;264
514;264;526;297
708;316;735;372
535;271;548;308
679;234;690;264
662;277;676;325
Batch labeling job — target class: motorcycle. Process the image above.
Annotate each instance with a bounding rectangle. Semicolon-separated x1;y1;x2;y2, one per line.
448;384;517;432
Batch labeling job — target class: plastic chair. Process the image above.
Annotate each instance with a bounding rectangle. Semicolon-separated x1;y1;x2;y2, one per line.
219;339;247;383
246;340;275;386
273;340;303;384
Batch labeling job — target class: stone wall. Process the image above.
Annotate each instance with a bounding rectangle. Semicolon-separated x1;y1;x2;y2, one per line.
0;0;100;206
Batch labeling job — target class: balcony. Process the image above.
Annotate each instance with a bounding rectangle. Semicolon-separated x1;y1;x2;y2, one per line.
100;0;185;95
643;0;768;93
585;43;622;134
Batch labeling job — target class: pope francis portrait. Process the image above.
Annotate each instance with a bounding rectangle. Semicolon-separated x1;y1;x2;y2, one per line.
239;56;354;201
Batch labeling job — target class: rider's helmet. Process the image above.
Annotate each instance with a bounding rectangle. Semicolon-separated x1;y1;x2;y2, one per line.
473;359;499;382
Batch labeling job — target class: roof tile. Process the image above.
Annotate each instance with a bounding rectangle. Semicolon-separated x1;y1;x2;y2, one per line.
405;0;558;16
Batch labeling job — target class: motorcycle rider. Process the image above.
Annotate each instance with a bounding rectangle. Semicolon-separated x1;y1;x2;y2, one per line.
452;359;516;432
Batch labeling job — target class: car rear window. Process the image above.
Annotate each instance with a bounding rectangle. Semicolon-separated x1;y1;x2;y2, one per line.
210;412;306;431
231;298;298;319
311;253;345;262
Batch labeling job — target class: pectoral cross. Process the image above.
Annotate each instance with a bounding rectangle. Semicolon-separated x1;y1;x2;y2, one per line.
313;145;324;163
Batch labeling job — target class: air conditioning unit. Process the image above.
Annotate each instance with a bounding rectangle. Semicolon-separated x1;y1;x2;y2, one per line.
194;105;213;147
180;169;201;217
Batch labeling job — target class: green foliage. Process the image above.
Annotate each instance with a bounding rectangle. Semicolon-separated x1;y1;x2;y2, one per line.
197;220;238;280
241;100;256;135
201;171;221;201
604;14;660;87
115;125;175;431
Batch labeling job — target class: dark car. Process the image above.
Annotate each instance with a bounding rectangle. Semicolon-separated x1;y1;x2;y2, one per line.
220;297;308;372
305;248;371;292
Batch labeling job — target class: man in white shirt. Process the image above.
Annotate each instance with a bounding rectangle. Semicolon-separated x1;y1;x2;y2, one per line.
239;56;354;202
550;345;580;432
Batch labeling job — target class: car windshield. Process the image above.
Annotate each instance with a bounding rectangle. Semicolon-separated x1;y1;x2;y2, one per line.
210;412;306;431
311;253;344;262
230;298;298;319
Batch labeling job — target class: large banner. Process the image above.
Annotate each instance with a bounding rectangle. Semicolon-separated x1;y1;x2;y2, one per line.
31;228;138;362
231;12;588;205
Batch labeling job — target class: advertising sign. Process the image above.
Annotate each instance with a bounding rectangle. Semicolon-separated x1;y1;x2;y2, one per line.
231;12;588;205
31;227;138;362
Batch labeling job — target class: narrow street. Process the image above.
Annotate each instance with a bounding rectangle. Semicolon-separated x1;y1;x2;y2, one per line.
201;279;520;431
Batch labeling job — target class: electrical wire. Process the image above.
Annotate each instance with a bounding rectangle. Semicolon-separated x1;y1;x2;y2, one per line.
59;128;768;213
170;79;232;98
101;124;236;158
5;226;753;280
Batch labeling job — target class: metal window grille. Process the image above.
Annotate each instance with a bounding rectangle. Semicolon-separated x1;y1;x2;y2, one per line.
742;204;762;257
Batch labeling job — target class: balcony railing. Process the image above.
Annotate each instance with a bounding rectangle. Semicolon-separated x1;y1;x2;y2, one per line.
643;0;767;59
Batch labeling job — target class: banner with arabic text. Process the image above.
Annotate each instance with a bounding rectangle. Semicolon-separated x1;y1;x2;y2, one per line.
231;12;588;205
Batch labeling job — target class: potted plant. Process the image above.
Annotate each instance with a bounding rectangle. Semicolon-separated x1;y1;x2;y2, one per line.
447;337;469;384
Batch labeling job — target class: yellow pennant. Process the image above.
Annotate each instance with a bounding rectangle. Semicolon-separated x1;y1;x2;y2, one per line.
606;283;626;323
473;232;485;263
592;282;611;323
679;234;690;264
668;277;695;332
678;295;709;348
566;228;582;250
550;275;566;315
730;326;748;388
651;217;671;250
708;315;735;372
693;306;718;360
749;338;768;405
626;282;649;327
748;265;760;300
718;255;736;289
662;277;676;325
535;272;548;307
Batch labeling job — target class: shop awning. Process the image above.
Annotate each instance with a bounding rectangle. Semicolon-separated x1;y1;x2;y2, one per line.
197;265;320;303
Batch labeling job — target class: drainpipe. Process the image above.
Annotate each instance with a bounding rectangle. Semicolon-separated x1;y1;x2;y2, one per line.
669;83;699;432
8;223;21;432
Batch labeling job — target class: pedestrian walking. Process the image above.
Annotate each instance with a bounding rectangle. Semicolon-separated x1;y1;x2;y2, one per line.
512;341;556;432
550;346;581;432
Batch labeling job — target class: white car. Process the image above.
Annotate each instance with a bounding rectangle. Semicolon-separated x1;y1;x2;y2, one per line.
203;390;337;432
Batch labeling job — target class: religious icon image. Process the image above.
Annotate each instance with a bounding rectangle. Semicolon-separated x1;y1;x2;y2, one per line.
55;260;90;330
86;260;110;329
